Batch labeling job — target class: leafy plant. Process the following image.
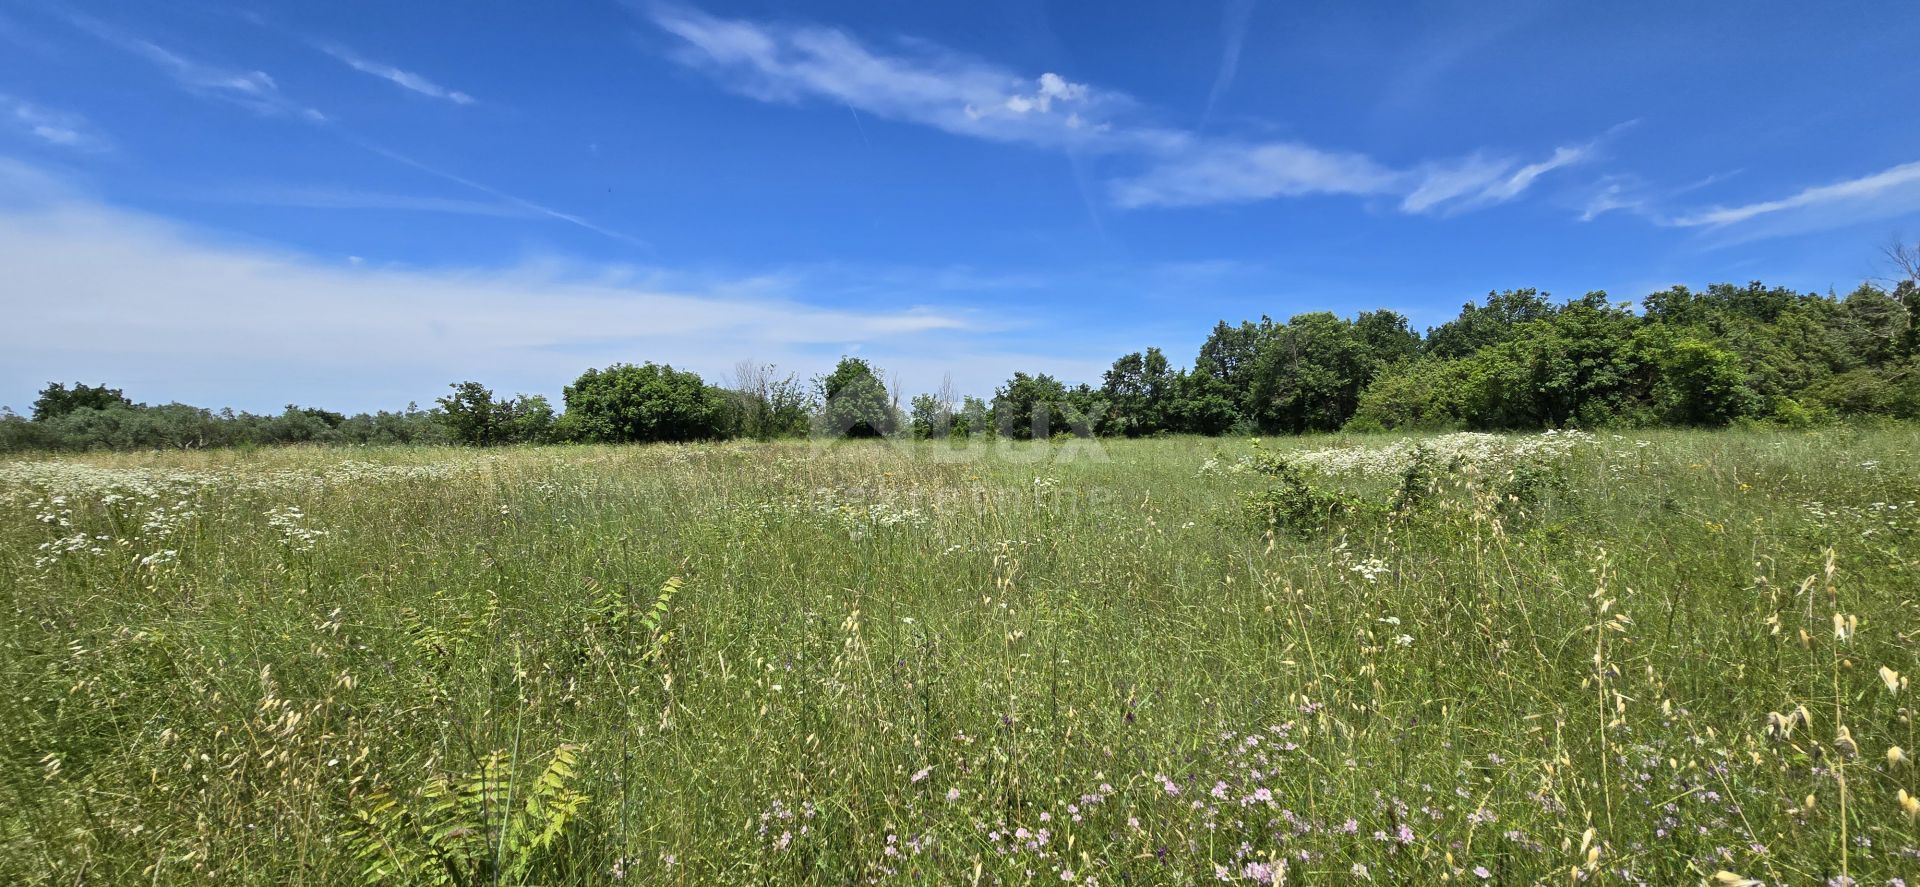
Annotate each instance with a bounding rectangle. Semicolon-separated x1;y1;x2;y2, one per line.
1241;444;1379;535
346;744;589;886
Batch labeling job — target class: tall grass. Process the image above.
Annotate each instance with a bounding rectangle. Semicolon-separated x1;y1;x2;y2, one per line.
2;429;1917;884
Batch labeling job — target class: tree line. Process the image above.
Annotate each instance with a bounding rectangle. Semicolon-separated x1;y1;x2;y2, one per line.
6;267;1916;452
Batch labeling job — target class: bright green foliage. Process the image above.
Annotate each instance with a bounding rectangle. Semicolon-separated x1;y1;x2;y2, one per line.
345;744;588;886
1653;337;1756;425
558;362;729;443
1424;288;1556;359
1240;443;1380;535
814;357;895;438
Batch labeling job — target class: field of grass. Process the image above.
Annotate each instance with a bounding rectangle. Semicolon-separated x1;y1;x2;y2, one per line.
3;430;1919;885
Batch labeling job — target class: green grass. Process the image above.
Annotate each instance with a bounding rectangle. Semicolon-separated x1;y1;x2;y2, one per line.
2;430;1918;884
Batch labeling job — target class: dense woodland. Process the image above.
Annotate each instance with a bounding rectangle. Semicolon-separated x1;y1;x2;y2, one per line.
5;271;1917;452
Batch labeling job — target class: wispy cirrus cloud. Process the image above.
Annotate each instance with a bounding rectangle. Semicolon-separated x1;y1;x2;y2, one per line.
316;43;476;105
1399;144;1593;215
1670;160;1920;228
1110;139;1604;213
648;3;1182;154
1109;141;1399;208
645;3;1598;215
65;14;326;121
55;11;640;248
0;93;107;151
351;140;650;248
206;185;540;218
1200;0;1257;128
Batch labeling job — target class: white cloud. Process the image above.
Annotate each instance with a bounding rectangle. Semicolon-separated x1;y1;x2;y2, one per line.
647;4;1595;215
1578;179;1647;222
317;43;476;105
1480;145;1590;203
1114;141;1591;212
1671;160;1920;228
647;3;1184;153
0;160;1104;412
1110;141;1399;208
0;94;105;150
1400;144;1592;215
66;14;326;121
1398;153;1515;214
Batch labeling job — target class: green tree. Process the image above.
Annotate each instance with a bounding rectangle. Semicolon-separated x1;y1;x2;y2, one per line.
955;396;990;438
437;382;504;446
1246;312;1369;433
908;393;951;439
559;363;729;443
1353;309;1421;368
992;372;1071;439
1101;348;1174;436
1654;338;1755;426
1425;288;1556;359
1166;369;1240;435
814;357;894;438
500;394;556;444
1195;318;1278;416
31;382;132;421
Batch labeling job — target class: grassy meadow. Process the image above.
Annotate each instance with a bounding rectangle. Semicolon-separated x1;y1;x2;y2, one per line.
3;429;1919;885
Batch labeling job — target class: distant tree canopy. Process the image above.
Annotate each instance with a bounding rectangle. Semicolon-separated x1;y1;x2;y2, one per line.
435;382;555;446
557;363;729;444
2;393;448;452
32;383;132;421
9;254;1919;453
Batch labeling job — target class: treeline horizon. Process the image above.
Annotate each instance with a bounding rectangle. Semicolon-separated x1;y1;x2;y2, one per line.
5;271;1917;453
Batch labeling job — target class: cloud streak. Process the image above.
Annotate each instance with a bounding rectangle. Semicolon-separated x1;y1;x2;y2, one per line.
205;186;539;218
1201;0;1257;127
66;14;327;121
350;140;650;248
0;94;106;150
316;43;476;105
648;3;1180;154
1110;141;1398;208
56;11;642;249
645;4;1595;215
1671;160;1920;228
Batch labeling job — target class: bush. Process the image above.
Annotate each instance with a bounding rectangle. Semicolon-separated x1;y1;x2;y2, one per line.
560;363;730;444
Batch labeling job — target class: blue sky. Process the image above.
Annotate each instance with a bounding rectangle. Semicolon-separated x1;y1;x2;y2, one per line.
2;0;1918;413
